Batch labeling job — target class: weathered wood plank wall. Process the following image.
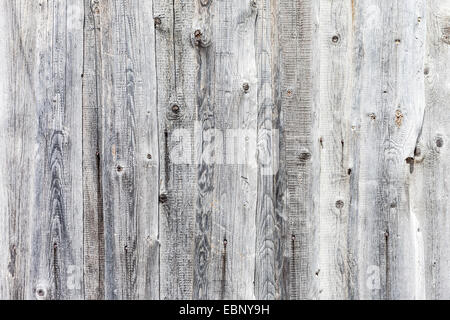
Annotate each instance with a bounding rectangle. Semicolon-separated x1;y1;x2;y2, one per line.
0;0;449;300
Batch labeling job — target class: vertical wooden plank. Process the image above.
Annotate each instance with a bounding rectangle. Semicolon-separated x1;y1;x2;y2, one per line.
386;0;426;300
202;0;258;300
191;0;212;300
410;0;450;299
31;0;84;300
254;0;286;300
0;1;38;300
0;0;85;300
38;0;84;300
99;0;159;299
279;0;320;299
154;0;197;300
318;0;353;300
82;0;104;300
352;0;425;299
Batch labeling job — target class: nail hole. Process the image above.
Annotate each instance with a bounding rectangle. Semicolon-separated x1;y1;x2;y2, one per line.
347;168;352;175
147;154;152;160
436;137;444;148
331;35;339;43
117;165;123;172
395;39;401;44
242;82;250;93
291;234;296;241
154;17;161;26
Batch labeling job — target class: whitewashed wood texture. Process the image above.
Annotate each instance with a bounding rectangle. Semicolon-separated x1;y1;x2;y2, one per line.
0;0;449;300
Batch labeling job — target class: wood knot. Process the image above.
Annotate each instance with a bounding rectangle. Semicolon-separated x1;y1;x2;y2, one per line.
442;26;450;45
37;288;45;297
395;109;403;127
436;136;444;148
405;157;415;173
168;103;182;120
171;104;180;114
91;1;100;15
335;200;344;209
35;285;48;300
159;194;168;203
298;151;311;162
191;29;211;48
242;82;250;93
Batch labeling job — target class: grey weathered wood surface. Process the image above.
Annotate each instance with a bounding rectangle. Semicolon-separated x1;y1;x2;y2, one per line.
0;0;449;300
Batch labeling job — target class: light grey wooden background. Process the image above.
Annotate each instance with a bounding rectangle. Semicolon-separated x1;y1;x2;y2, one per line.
0;0;448;300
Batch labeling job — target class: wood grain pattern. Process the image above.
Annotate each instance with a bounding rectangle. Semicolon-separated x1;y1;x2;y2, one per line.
98;0;159;300
318;0;353;300
0;0;449;300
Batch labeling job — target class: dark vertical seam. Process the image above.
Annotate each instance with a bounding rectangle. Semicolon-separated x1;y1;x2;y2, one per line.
172;0;177;93
253;3;259;299
81;0;87;299
90;0;105;300
151;0;161;300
